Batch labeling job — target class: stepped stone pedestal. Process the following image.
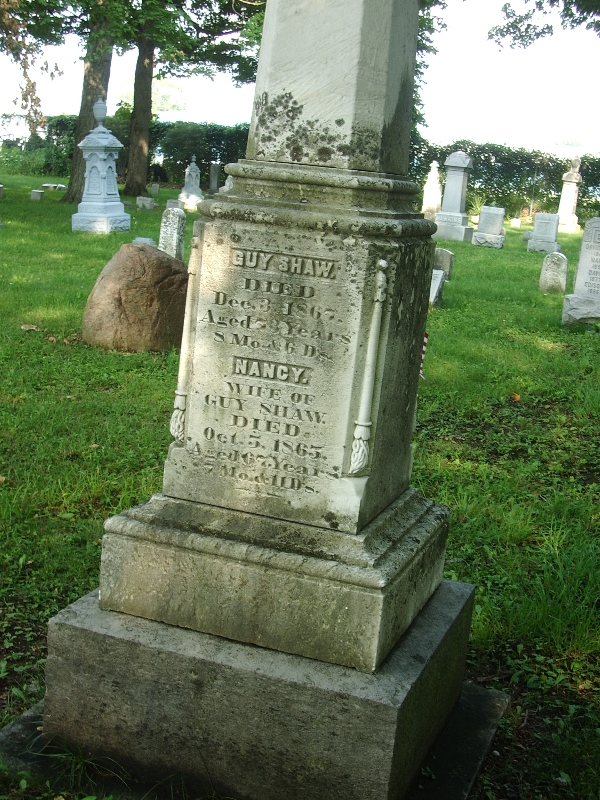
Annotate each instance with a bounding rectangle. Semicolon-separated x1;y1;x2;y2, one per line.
43;1;475;796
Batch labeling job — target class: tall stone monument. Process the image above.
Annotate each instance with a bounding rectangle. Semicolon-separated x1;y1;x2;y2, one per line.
558;157;582;234
178;154;203;211
421;160;442;220
43;2;474;798
562;217;600;325
434;150;474;242
71;97;131;234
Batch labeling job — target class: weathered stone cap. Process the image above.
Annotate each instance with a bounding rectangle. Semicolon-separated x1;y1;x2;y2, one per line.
445;151;472;169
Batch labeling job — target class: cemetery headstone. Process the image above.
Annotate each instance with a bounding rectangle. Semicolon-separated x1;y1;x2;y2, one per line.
562;217;600;325
429;269;446;305
209;163;222;194
71;97;131;234
30;190;43;201
0;184;3;199
523;231;532;241
44;2;475;798
539;252;568;293
434;151;474;242
166;198;185;209
41;183;57;190
558;157;582;234
81;243;188;351
472;205;505;248
136;196;155;210
421;160;442;221
158;207;186;261
132;237;156;246
434;247;454;279
528;213;560;253
178;155;203;211
510;218;521;228
151;182;160;196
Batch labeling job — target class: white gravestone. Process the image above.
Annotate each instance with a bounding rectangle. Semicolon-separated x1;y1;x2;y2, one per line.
528;213;560;253
434;151;474;242
558;157;582;234
510;218;521;228
166;198;184;209
429;269;446;305
539;252;568;293
150;182;160;196
421;160;442;221
473;205;505;248
71;97;131;234
434;247;454;279
158;207;186;261
44;2;475;799
30;190;44;200
562;217;600;325
178;155;203;211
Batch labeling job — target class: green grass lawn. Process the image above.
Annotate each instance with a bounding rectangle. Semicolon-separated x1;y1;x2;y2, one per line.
1;177;599;800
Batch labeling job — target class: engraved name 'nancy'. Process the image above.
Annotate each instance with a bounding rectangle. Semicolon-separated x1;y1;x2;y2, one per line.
233;357;310;385
231;249;338;280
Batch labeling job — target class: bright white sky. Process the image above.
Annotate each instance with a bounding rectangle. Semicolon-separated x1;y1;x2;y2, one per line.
0;0;598;157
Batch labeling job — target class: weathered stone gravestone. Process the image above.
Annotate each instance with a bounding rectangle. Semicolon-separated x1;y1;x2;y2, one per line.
81;243;187;351
166;198;184;209
136;196;155;210
562;217;600;325
72;97;130;234
429;269;446;305
30;190;43;201
158;207;186;261
558;157;582;234
208;163;222;194
178;155;203;211
132;237;156;246
434;247;454;279
539;252;568;293
44;3;475;799
421;160;442;221
510;218;521;228
528;213;560;253
434;151;474;242
150;182;160;196
0;184;4;199
472;205;505;248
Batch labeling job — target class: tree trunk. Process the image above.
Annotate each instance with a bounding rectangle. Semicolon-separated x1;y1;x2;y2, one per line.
62;23;113;205
123;35;154;197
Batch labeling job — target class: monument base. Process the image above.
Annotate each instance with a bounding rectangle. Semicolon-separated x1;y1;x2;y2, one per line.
562;294;600;326
472;232;505;249
72;212;131;233
44;580;474;800
433;223;474;243
527;239;560;253
99;490;448;672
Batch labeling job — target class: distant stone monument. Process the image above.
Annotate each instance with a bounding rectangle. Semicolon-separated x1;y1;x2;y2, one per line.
208;163;222;194
178;155;203;211
558;157;582;234
562;217;600;325
166;198;184;210
0;184;3;199
30;190;43;201
528;213;560;253
71;97;130;234
44;2;476;799
150;182;160;196
539;252;568;293
421;160;442;221
158;207;186;261
434;151;474;242
472;206;505;248
136;196;155;210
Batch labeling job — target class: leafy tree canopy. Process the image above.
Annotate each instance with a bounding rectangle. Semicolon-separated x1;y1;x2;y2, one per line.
489;0;600;48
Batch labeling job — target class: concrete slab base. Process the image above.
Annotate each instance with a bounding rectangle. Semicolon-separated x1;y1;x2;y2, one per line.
562;293;600;327
42;580;474;800
433;223;473;243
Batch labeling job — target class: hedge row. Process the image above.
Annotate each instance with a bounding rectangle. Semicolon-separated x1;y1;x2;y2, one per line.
2;114;599;218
